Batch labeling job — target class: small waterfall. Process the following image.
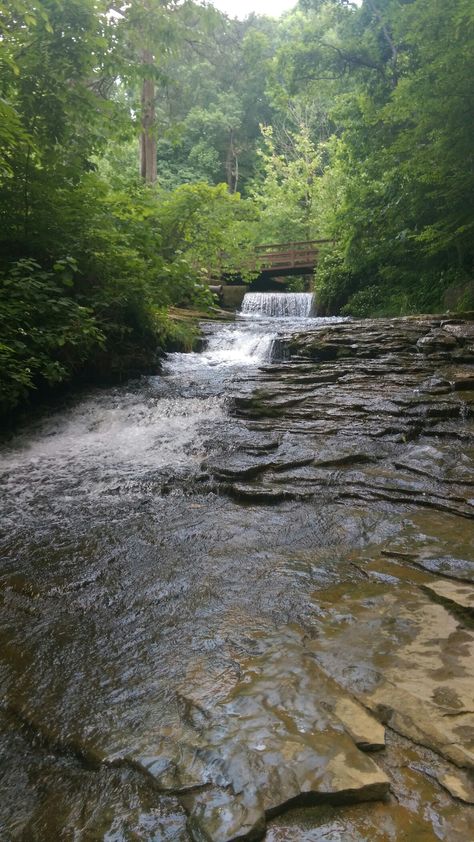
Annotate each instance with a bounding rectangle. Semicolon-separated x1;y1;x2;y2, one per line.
203;324;275;365
165;291;319;372
241;292;315;318
167;323;277;370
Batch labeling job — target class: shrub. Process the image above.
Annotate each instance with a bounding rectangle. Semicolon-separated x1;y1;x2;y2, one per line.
0;258;103;413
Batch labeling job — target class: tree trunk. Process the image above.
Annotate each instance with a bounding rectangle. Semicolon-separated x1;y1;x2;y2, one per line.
225;129;238;193
140;48;157;184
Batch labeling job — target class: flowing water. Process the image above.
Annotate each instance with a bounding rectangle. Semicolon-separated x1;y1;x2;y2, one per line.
0;295;328;513
240;292;315;318
1;294;473;841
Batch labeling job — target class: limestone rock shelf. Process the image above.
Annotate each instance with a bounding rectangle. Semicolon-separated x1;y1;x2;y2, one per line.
1;315;473;841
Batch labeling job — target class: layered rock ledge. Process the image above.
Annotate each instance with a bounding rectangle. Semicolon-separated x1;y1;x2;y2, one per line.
205;316;474;516
193;315;474;839
1;315;473;841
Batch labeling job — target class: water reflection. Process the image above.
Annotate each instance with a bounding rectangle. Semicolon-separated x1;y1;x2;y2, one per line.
0;303;473;841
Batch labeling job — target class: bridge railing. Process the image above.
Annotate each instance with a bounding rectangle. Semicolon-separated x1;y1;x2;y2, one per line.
215;239;333;279
253;239;332;271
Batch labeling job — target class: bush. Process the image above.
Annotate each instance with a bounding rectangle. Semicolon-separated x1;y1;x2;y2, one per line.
314;250;361;315
340;285;384;317
0;258;103;413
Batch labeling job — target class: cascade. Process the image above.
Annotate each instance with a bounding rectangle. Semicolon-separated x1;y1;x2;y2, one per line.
241;292;315;318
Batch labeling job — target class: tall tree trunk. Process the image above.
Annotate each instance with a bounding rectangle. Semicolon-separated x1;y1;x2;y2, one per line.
140;48;157;184
225;129;238;193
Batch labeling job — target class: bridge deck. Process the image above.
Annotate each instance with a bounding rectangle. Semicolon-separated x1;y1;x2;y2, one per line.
252;239;331;276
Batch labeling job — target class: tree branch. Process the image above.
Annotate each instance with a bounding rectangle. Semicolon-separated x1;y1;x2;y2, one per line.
365;0;399;87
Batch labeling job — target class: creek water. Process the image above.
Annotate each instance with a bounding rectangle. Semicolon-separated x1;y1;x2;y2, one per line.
240;291;315;318
0;295;338;840
1;295;473;841
0;294;332;511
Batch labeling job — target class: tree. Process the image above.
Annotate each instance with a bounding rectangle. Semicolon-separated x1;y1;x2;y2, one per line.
138;5;278;193
250;120;323;243
278;0;474;314
116;0;180;184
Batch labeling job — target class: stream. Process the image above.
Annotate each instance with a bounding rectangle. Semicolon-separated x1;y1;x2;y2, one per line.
1;294;473;841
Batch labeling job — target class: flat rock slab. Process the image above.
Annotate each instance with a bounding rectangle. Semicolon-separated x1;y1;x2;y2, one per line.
442;322;474;340
333;697;385;752
310;582;474;770
185;747;388;842
424;579;474;613
178;628;389;841
411;554;474;583
417;329;458;352
451;370;474;390
214;316;474;524
438;769;474;804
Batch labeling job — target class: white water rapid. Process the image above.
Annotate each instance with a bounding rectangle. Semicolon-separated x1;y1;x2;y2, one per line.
166;293;314;375
1;295;345;512
166;292;344;375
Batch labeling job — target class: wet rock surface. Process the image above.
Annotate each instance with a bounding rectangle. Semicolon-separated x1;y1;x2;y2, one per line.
0;314;473;840
181;628;390;842
206;318;474;519
311;580;474;769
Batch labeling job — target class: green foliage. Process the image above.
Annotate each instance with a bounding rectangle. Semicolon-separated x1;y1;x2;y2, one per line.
286;276;307;292
153;310;201;353
250;122;323;243
156;181;257;283
0;1;253;417
314;249;359;314
279;0;474;315
0;259;103;412
1;0;473;416
340;285;384;317
141;7;278;193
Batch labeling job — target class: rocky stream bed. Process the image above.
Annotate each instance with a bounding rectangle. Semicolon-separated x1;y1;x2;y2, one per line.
0;306;473;841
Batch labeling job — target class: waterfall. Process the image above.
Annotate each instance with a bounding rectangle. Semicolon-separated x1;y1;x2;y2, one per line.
202;323;276;365
240;292;315;318
164;291;320;372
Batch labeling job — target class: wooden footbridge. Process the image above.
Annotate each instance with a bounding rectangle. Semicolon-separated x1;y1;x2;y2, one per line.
251;239;331;277
210;239;333;304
